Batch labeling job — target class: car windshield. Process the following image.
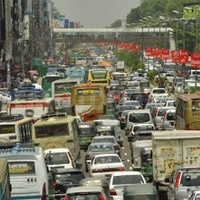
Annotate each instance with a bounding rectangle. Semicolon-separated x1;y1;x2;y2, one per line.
180;171;200;186
133;125;154;131
113;175;144;185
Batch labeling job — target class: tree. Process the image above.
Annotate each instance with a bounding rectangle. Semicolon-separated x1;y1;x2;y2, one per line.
109;20;122;28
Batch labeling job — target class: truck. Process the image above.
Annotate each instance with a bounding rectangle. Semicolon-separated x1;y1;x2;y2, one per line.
128;130;153;182
152;130;200;195
116;61;125;72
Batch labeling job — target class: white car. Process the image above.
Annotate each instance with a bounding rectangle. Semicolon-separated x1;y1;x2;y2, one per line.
109;171;146;200
148;88;168;102
44;148;75;171
89;154;125;178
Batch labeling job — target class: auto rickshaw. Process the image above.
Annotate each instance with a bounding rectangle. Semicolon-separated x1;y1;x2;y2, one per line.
106;98;116;116
77;122;96;149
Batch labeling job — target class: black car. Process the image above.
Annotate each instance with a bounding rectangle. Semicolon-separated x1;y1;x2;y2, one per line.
50;168;85;200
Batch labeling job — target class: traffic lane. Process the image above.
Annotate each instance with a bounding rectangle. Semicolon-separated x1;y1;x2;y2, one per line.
79;130;133;177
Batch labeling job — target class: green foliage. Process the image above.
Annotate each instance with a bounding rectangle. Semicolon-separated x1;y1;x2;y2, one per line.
125;0;199;52
189;87;200;94
147;70;158;83
109;20;122;28
114;51;144;72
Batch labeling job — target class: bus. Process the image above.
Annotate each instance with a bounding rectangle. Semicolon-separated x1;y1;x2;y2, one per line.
71;83;107;122
66;67;86;82
0;158;11;200
0;114;33;144
176;93;200;130
0;144;49;200
7;95;55;121
42;72;64;96
87;69;110;85
52;78;83;112
32;113;80;163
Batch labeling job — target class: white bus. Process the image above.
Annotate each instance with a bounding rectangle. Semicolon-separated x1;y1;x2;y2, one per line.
0;114;33;144
51;78;83;112
7;97;55;122
0;144;49;200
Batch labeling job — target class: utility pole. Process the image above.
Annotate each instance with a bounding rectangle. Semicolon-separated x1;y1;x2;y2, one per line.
5;0;12;88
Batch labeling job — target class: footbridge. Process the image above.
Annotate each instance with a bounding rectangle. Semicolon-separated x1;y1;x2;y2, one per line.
53;27;175;51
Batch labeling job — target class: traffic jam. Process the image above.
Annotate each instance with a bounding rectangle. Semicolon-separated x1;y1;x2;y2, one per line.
1;45;200;200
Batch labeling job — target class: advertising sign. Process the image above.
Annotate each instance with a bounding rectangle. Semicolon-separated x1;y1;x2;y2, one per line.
57;15;65;28
172;50;180;63
191;53;200;68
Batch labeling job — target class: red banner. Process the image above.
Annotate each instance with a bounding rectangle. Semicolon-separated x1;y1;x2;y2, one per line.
179;50;189;64
155;48;163;58
161;49;170;60
191;53;200;68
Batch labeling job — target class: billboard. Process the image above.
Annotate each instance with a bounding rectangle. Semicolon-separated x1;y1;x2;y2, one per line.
183;2;200;19
64;19;69;28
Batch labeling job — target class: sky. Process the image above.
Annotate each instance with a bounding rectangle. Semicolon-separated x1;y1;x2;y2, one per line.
53;0;141;28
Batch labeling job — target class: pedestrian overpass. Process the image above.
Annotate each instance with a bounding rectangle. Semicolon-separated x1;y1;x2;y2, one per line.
53;27;175;51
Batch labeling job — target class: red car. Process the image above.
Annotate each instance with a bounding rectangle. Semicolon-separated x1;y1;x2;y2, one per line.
107;91;121;101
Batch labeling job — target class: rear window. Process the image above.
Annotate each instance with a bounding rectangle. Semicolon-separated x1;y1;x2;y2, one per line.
129;113;150;123
130;94;146;101
158;109;169;116
93;138;115;144
46;152;70;165
113;174;144;185
56;171;85;182
68;193;101;200
180;171;200;186
9;161;35;174
152;89;166;94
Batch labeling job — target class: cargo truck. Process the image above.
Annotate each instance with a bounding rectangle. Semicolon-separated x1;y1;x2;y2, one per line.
152;130;200;195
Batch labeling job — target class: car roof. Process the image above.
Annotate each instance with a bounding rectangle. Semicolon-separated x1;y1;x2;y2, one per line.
93;135;115;139
67;186;103;194
93;153;120;158
111;171;143;176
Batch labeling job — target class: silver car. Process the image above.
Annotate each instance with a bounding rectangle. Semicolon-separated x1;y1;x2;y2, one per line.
165;166;200;200
152;106;175;129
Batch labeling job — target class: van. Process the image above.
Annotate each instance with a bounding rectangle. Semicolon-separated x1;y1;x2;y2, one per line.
0;143;49;200
126;109;153;129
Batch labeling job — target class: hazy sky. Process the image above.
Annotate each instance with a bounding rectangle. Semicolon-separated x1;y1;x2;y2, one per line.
53;0;141;28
